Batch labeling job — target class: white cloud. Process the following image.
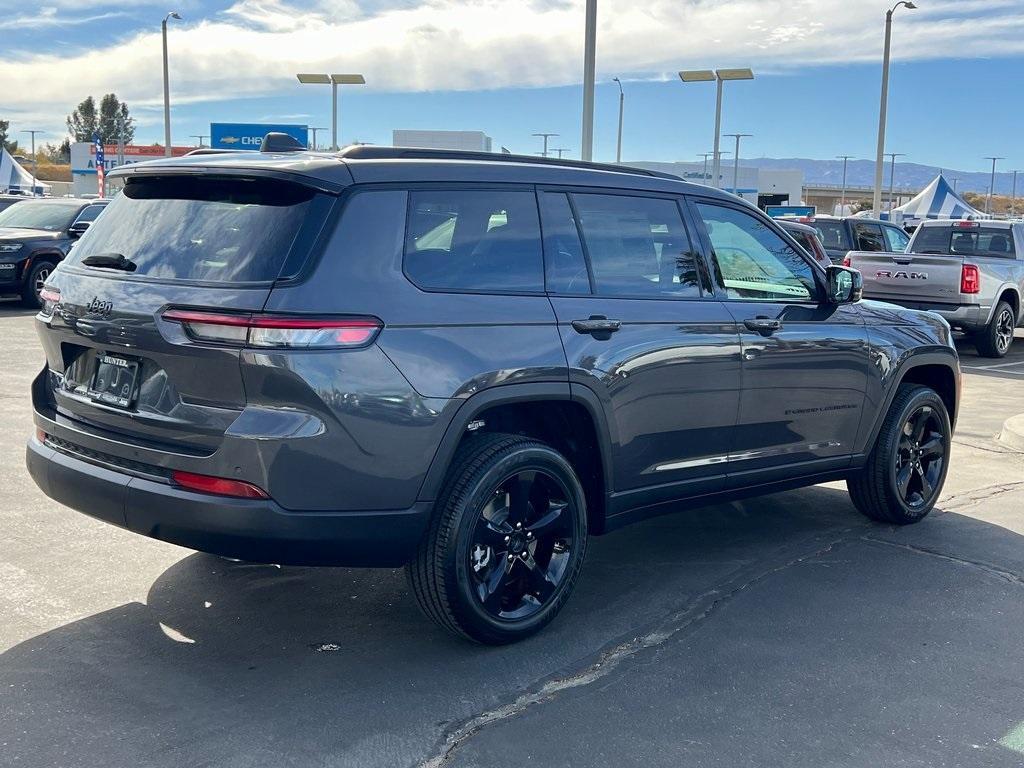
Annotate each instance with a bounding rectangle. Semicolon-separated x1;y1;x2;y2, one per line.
2;0;1023;135
0;7;126;30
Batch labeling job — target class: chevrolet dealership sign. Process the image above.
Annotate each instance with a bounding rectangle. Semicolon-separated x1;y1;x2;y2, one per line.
210;123;308;151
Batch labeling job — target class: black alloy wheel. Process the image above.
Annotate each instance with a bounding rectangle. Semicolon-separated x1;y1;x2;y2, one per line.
994;306;1015;356
469;468;576;620
894;404;945;510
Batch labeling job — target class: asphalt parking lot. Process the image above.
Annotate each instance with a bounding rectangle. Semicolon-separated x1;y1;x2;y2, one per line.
1;307;1022;768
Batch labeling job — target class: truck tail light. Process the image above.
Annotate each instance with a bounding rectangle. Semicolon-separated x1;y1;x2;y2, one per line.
162;309;382;349
960;264;980;294
171;470;270;499
842;254;852;267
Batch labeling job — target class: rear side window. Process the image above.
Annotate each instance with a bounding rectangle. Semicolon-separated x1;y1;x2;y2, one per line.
914;225;1015;258
404;189;544;293
812;220;851;251
852;222;885;251
66;177;317;283
571;193;701;298
74;204;106;223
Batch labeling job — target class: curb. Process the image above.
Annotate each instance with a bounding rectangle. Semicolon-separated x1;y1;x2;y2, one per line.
998;414;1024;453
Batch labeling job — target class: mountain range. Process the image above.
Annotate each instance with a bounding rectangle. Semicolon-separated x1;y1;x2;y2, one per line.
742;158;1020;196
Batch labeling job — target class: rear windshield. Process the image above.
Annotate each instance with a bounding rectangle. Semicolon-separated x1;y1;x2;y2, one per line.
0;201;82;231
811;220;851;251
66;177;317;282
912;225;1016;258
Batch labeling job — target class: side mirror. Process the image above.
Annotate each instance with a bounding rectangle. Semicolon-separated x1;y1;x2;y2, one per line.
68;221;90;239
826;265;862;304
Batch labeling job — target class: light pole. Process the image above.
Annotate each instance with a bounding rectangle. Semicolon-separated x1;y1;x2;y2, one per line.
1012;170;1020;218
552;148;571;159
723;133;752;196
297;74;365;151
612;77;624;163
837;155;854;214
699;151;729;185
189;134;208;147
872;1;916;216
984;156;1004;214
20;129;42;196
887;152;905;214
308;127;326;151
532;133;559;158
680;68;754;189
162;11;181;157
581;0;596;161
951;177;960;192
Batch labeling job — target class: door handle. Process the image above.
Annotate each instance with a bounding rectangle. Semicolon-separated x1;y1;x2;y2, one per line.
572;316;622;338
743;317;783;337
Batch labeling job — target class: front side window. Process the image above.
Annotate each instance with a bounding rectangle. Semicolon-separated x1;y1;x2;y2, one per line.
884;225;910;252
571;193;701;298
853;222;886;251
404;189;544;292
695;202;817;302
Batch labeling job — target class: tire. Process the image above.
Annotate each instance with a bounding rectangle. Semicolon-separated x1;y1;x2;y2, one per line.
407;432;588;644
974;301;1015;358
20;260;54;309
848;384;951;525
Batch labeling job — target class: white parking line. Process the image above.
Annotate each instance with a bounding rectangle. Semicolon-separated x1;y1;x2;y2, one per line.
963;360;1024;370
963;366;1024;376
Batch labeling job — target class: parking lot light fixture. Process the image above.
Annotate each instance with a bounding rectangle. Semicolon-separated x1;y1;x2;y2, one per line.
724;133;752;196
297;74;365;151
612;77;624;164
532;133;559;158
162;11;182;158
872;1;916;215
679;68;753;188
837;155;854;213
984;157;1005;214
308;127;326;151
20;130;43;195
887;152;906;214
1012;170;1020;218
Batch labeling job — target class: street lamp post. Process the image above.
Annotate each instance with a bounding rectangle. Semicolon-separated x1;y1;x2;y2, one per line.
581;0;596;161
612;77;624;163
189;134;207;147
297;74;365;151
723;133;752;196
308;127;326;151
887;152;905;214
1012;170;1020;218
20;130;42;196
837;155;854;214
162;11;181;158
680;68;754;189
532;133;559;158
872;1;916;216
984;156;1004;214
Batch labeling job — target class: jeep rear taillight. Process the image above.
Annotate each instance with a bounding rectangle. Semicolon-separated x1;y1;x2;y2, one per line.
960;264;980;294
162;309;382;349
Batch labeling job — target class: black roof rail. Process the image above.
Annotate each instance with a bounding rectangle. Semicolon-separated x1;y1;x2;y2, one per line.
334;145;682;180
183;148;247;156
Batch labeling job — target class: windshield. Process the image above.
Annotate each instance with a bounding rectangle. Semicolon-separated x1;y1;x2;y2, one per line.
65;177;318;283
0;201;81;232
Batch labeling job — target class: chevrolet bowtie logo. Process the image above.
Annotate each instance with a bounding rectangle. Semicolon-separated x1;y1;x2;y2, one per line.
221;136;240;144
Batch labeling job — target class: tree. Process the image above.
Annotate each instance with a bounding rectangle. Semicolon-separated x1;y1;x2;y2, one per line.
66;94;134;144
0;119;18;154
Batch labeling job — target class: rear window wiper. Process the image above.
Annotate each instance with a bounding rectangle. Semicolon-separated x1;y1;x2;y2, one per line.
81;252;137;272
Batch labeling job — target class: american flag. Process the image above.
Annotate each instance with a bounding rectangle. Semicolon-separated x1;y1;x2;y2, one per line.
94;134;105;197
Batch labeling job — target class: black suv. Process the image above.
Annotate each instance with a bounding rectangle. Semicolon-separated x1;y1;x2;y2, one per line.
27;145;960;644
0;197;109;307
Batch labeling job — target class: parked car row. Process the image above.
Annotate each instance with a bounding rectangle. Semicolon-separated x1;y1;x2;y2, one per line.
26;142;960;643
0;197;109;307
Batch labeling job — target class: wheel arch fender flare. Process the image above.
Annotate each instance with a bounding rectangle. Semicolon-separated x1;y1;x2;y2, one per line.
416;382;616;504
989;284;1021;325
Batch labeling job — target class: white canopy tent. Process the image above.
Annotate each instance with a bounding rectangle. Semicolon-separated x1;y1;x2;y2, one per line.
888;174;986;225
0;148;51;195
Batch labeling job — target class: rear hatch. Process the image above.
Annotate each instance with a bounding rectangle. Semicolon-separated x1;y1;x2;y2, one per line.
36;174;331;457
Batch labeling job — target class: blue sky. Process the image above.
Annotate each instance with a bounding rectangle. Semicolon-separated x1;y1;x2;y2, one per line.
2;0;1023;173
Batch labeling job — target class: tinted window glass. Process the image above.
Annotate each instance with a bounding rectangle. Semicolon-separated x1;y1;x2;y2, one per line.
884;225;910;252
913;225;1015;258
66;177;316;283
696;202;817;302
404;189;544;292
571;194;700;298
74;204;106;223
812;220;851;251
0;201;82;231
538;193;590;294
853;222;886;251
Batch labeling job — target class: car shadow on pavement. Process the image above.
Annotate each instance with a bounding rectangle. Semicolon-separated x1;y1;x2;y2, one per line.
2;486;1024;768
955;330;1024;381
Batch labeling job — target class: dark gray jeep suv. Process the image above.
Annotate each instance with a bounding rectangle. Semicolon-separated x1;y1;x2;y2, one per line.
27;144;960;643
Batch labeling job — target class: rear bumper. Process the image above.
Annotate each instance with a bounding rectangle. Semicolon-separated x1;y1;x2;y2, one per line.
26;437;433;567
869;298;986;330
